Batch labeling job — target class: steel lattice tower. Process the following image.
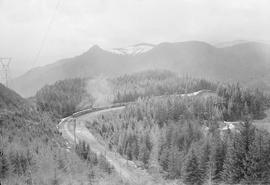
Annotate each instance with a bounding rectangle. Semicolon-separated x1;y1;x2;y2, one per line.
0;57;11;87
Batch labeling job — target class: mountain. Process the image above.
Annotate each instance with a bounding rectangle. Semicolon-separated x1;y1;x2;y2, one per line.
10;41;270;97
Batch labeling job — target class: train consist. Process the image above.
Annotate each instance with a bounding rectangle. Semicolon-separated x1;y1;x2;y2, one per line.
72;102;128;118
71;89;214;118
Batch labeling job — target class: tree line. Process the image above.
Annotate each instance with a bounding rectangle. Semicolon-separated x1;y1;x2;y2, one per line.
111;70;217;103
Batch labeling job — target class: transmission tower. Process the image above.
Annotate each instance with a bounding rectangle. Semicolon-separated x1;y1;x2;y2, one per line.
0;57;11;87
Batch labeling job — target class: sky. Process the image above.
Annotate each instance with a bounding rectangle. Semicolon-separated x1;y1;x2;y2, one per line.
0;0;270;77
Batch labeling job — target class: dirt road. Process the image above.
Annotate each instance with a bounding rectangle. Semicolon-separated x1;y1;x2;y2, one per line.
58;106;159;185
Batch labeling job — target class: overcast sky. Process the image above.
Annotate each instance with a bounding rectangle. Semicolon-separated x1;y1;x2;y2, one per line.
0;0;270;77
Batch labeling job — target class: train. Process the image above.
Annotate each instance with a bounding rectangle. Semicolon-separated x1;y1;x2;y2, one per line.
71;89;214;118
72;102;129;118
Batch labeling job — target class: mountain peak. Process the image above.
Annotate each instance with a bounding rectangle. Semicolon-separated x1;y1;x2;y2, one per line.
89;44;102;51
83;44;106;55
108;43;155;55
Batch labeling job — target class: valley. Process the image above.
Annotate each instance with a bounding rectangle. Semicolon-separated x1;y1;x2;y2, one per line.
2;70;270;185
2;1;270;184
58;90;216;185
59;106;156;185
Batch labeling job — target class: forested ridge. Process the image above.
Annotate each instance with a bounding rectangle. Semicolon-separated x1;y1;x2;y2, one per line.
2;70;270;185
35;78;93;118
91;96;270;184
112;70;217;103
34;71;269;122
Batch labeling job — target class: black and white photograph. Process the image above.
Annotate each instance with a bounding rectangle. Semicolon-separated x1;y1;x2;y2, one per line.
1;0;270;184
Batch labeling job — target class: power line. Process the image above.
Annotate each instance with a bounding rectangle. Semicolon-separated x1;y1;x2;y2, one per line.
0;57;11;87
31;0;62;69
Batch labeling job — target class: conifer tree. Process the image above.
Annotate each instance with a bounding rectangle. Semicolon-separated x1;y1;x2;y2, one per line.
243;138;262;184
158;130;169;171
211;134;226;183
199;140;211;184
159;145;169;172
167;145;180;179
0;151;9;179
138;140;150;166
243;131;270;184
262;137;270;183
237;119;255;181
10;151;23;176
126;143;133;160
238;119;255;155
87;149;98;166
222;138;241;184
88;166;95;185
131;136;139;160
183;148;203;185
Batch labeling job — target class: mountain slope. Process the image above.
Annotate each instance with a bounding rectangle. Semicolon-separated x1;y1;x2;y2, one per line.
0;83;31;111
10;41;270;97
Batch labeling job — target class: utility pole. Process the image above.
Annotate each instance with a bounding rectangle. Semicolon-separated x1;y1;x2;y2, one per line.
0;120;3;152
0;58;11;87
105;134;114;158
73;118;77;147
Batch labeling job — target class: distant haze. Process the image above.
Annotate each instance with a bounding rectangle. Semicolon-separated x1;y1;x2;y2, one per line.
10;41;270;97
0;0;270;77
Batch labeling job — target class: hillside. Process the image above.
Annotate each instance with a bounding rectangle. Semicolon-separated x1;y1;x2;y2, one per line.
3;72;270;184
35;78;93;118
0;83;31;111
10;41;270;97
0;81;127;185
88;82;270;185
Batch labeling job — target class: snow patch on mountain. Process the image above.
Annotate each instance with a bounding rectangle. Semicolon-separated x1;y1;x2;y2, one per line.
108;43;155;55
